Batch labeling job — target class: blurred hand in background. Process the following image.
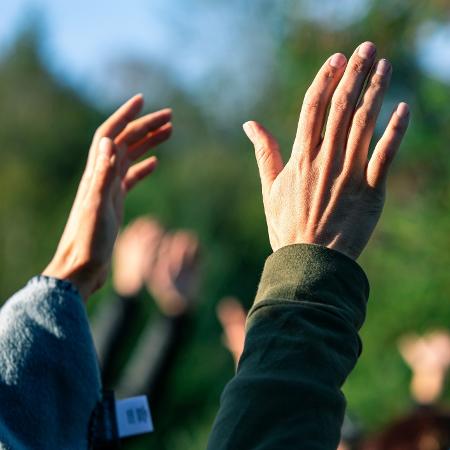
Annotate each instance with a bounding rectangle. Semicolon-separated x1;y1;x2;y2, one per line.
112;214;201;316
399;330;450;405
146;231;201;317
113;217;165;297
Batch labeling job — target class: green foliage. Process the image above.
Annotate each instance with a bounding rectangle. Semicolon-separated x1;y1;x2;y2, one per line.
1;1;449;447
0;28;103;298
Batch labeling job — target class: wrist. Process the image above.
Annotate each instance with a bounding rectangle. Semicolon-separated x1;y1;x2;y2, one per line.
271;237;361;261
43;258;107;302
254;244;369;330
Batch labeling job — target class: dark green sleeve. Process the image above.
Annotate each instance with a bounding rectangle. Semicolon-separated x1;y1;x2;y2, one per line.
207;244;369;450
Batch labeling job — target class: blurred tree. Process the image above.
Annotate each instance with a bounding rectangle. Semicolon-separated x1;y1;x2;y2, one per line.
0;25;103;299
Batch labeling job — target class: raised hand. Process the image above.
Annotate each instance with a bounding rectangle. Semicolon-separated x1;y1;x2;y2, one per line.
146;231;201;317
244;42;410;260
399;331;450;404
113;217;165;297
43;95;172;300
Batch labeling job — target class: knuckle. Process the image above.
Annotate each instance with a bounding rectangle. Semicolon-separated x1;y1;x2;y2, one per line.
332;94;350;112
391;119;406;133
351;60;365;74
304;90;322;112
94;127;105;139
375;150;391;167
353;111;373;129
255;145;270;165
324;68;336;80
369;77;384;91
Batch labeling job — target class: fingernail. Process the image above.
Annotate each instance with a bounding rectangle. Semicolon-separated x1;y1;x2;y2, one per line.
329;53;347;69
396;102;410;118
358;41;376;59
243;122;256;139
376;59;391;75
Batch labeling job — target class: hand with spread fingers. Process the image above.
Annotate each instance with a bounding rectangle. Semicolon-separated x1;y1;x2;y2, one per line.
113;217;165;297
244;41;410;260
146;231;201;317
43;95;172;301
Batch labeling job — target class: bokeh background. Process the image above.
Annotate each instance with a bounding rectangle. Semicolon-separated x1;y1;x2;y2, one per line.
1;0;450;448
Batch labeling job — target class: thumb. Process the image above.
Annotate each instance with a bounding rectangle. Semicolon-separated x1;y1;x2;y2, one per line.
92;137;117;194
243;121;284;193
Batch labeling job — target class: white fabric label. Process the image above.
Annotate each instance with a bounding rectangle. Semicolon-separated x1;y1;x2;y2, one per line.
115;395;154;438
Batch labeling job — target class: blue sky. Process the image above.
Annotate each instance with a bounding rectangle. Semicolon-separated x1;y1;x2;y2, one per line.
1;0;449;112
0;0;280;113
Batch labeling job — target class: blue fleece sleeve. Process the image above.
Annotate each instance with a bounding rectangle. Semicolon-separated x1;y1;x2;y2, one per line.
0;276;101;450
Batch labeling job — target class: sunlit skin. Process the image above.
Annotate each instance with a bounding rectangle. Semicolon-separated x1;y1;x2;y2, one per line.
217;297;247;366
113;217;165;297
43;94;172;301
399;330;450;404
244;41;410;260
113;216;201;316
146;230;201;316
43;41;409;304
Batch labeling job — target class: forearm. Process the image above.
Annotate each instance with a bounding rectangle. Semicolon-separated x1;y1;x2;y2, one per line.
115;312;190;404
0;276;101;450
207;244;368;450
92;293;141;387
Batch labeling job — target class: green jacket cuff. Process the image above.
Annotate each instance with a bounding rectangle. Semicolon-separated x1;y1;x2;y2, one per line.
250;244;369;331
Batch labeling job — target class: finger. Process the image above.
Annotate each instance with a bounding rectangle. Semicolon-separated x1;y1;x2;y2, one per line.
174;232;200;266
366;102;410;189
156;234;172;262
123;217;159;240
127;122;173;161
150;233;172;280
136;216;164;236
89;137;118;195
96;94;144;140
139;221;166;279
115;108;172;147
345;59;392;173
243;121;284;194
84;94;145;181
185;234;200;263
323;42;377;157
217;298;247;326
140;221;165;253
169;232;189;273
123;155;158;191
293;53;347;158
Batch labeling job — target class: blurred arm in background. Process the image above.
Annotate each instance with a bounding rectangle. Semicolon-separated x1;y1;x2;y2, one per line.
0;95;172;450
92;217;201;412
114;229;200;406
207;42;410;450
92;217;165;386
